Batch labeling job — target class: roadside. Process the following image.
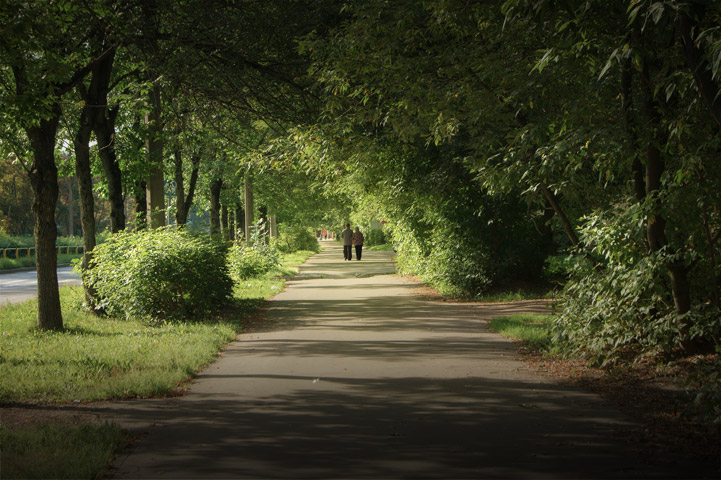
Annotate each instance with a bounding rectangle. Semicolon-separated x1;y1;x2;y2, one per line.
0;266;80;305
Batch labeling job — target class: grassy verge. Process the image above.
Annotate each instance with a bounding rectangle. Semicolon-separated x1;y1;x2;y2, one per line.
0;250;316;403
0;253;83;270
0;286;245;403
0;249;316;479
0;423;127;480
487;314;553;351
367;243;394;251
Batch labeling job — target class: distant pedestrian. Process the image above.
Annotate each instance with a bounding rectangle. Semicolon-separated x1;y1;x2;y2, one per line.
341;223;353;260
352;226;365;261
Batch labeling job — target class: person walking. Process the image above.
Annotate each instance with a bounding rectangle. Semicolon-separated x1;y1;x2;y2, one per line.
341;223;353;260
352;226;365;261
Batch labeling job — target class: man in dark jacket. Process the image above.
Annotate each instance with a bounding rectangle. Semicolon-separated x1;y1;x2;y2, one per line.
341;223;353;260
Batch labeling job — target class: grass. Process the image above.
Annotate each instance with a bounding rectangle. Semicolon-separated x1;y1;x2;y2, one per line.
0;287;246;403
0;250;317;404
487;314;554;351
0;249;317;479
0;423;127;480
232;250;316;302
367;243;394;251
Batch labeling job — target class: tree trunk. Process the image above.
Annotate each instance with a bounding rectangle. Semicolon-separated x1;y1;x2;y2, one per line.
146;84;165;229
621;57;646;203
173;147;185;226
210;178;223;239
74;111;98;305
644;128;693;316
26;111;63;331
244;176;254;242
94;106;125;232
86;47;124;233
174;151;200;226
228;207;236;242
269;214;278;238
641;68;695;347
67;177;74;236
134;180;147;231
235;203;245;241
221;204;229;241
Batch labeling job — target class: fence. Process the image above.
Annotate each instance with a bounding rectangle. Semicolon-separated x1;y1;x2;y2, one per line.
1;246;85;259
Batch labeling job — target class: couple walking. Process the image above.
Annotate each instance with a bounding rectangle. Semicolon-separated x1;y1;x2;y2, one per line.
341;223;364;261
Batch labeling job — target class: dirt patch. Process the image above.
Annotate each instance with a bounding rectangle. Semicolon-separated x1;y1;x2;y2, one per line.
1;403;110;430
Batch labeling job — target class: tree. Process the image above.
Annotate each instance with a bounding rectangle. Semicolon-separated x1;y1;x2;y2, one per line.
0;1;117;330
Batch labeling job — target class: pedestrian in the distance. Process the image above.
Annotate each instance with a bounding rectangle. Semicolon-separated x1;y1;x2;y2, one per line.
341;223;353;260
352;226;365;261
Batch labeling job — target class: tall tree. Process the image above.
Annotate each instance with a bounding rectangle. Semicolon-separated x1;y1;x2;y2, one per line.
0;2;114;330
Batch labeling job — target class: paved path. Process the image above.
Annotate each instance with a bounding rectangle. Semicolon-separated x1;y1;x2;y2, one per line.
0;266;80;305
102;243;700;478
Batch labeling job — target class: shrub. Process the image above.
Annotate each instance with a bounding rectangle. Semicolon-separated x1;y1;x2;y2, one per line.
552;205;721;363
542;254;576;282
365;228;386;246
270;225;320;253
227;243;280;279
82;228;232;319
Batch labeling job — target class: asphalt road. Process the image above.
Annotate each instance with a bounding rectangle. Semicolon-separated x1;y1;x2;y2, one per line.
0;266;81;305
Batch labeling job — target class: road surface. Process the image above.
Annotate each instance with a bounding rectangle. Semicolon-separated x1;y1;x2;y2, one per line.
0;266;81;305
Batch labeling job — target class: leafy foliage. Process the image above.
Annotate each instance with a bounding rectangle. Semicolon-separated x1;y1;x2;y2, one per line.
554;205;721;363
227;243;280;280
270;225;320;254
364;228;386;247
82;228;232;319
686;351;721;425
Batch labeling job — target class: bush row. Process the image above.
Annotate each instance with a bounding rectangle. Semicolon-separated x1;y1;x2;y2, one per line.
81;226;314;320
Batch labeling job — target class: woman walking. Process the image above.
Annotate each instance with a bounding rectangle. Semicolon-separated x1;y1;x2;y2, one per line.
352;226;365;261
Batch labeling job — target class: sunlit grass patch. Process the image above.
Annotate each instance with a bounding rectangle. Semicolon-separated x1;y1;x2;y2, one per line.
367;243;394;251
0;287;240;403
488;314;553;352
0;423;126;479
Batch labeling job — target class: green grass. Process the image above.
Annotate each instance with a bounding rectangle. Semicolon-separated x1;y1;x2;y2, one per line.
0;287;243;403
0;234;85;249
0;250;318;404
0;253;82;270
0;423;127;479
367;243;394;251
488;314;554;351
